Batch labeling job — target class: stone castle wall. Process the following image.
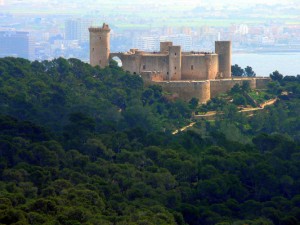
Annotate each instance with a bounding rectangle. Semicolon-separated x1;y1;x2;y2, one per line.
140;55;169;80
256;78;271;89
181;54;218;80
155;81;211;103
210;78;257;98
152;78;270;103
168;46;182;80
89;23;271;103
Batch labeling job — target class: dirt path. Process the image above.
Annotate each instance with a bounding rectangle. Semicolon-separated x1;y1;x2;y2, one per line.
172;122;196;135
172;98;277;135
259;98;277;108
195;98;278;118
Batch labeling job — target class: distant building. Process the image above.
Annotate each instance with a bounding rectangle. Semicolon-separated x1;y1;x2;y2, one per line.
236;24;249;35
133;36;160;51
161;34;193;51
133;34;193;52
0;30;34;60
65;19;92;41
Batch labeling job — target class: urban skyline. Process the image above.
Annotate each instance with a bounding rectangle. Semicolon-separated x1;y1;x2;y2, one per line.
0;0;300;75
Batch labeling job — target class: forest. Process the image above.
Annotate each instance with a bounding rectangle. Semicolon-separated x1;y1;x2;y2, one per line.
0;57;300;225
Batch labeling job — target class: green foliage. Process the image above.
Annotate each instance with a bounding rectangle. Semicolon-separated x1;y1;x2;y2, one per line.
270;70;283;82
245;66;256;77
0;57;300;225
233;94;247;105
231;64;257;77
231;64;245;76
189;97;199;110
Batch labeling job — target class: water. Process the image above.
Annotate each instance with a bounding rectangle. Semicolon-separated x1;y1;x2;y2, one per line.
232;52;300;76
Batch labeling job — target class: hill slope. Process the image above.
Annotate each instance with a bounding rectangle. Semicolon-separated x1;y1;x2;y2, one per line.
0;57;300;225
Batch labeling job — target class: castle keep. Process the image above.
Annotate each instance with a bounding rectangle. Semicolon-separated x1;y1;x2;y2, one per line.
89;23;269;103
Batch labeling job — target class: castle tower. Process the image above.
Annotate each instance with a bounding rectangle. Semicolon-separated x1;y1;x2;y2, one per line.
89;23;111;68
168;45;182;81
215;41;231;78
160;41;173;53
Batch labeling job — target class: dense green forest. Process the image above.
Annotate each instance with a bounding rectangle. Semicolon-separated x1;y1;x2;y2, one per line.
0;57;300;225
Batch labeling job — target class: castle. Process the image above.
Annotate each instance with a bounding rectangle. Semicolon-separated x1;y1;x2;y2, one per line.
89;23;269;103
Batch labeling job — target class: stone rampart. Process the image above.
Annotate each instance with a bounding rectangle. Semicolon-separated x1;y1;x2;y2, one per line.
256;78;271;89
155;78;271;102
155;81;211;103
210;78;256;98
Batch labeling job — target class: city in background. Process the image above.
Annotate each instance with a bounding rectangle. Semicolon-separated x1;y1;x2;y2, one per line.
0;0;300;75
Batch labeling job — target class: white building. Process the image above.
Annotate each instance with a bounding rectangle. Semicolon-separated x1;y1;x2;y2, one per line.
65;19;92;41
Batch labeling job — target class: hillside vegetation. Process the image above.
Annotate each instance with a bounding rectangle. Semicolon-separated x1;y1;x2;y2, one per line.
0;57;300;225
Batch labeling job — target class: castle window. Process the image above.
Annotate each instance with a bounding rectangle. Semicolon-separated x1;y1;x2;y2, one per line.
100;37;102;40
175;53;177;56
93;48;94;52
191;65;194;70
143;65;146;70
175;67;176;70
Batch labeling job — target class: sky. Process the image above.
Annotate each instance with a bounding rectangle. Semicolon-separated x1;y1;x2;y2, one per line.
2;0;299;15
2;0;298;6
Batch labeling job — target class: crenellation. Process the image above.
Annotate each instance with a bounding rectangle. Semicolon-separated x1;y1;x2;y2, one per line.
89;23;270;103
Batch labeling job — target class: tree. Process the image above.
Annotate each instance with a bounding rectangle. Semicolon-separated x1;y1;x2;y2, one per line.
270;70;283;82
233;94;247;106
189;97;199;110
231;64;244;77
244;66;256;77
241;81;251;92
230;84;241;94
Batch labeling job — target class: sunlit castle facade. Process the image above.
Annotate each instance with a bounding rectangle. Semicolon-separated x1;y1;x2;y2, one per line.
89;23;270;103
89;23;232;80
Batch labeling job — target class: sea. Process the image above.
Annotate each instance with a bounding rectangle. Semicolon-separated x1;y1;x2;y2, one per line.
232;52;300;77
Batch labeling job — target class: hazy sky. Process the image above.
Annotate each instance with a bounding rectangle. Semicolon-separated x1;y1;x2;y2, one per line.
2;0;299;19
3;0;298;6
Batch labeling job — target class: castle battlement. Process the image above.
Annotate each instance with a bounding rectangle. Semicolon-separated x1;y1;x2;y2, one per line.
89;23;269;103
88;23;111;33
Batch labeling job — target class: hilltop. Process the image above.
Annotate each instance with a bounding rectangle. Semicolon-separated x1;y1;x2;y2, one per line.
0;57;300;225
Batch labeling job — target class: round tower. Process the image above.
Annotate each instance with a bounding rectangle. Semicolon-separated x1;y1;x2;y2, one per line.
215;41;231;78
89;23;111;68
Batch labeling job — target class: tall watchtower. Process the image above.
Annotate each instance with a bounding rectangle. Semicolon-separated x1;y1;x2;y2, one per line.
89;23;111;68
215;41;231;78
168;45;182;80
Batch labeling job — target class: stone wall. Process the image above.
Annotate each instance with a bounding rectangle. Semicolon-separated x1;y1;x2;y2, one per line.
160;42;173;53
210;78;256;98
141;71;164;86
168;46;182;80
140;55;169;80
155;78;271;103
205;54;219;80
156;80;211;103
256;78;271;89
